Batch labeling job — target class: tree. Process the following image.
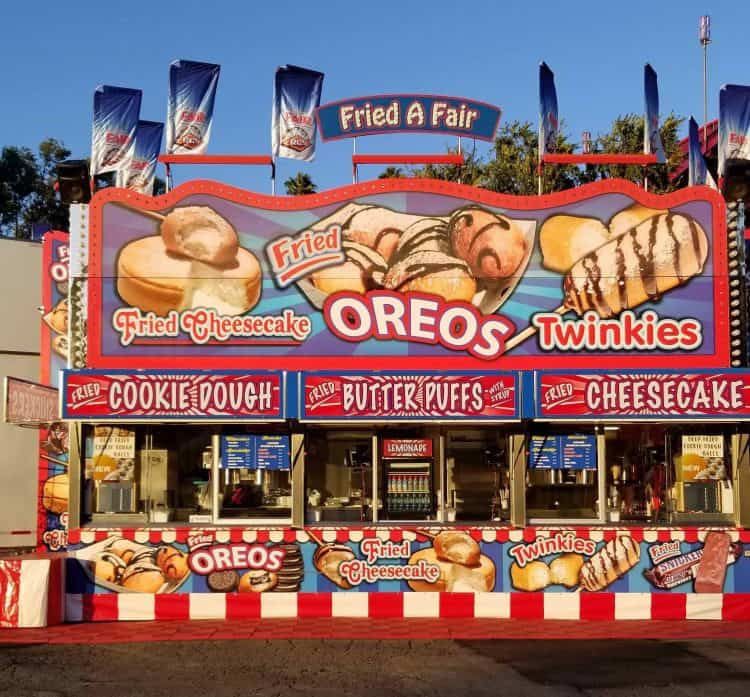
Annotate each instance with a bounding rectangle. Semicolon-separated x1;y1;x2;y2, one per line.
378;166;405;179
0;139;71;238
589;113;684;193
23;139;71;235
411;145;485;186
482;120;582;195
0;146;37;237
284;172;317;196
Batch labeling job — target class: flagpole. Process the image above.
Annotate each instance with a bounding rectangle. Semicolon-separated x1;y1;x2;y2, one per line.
700;16;711;143
538;123;543;196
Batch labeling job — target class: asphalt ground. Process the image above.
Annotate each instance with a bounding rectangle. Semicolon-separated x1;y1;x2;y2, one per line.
1;637;750;697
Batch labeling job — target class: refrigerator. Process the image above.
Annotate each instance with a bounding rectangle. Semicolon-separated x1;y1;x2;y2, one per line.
381;438;435;520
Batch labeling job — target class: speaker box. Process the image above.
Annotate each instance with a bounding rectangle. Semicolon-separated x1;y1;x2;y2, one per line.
722;159;750;203
56;160;91;204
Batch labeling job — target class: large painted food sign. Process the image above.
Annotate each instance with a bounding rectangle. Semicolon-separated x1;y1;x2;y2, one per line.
85;179;728;369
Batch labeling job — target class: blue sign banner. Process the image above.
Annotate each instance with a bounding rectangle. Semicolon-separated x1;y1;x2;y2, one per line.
539;63;558;155
272;65;325;162
91;85;142;175
116;120;164;195
688;117;717;189
644;64;666;164
166;59;220;155
315;94;501;142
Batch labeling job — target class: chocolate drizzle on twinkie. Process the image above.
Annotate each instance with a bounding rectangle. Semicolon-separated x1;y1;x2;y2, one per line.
580;252;610;317
579;536;639;591
566;212;707;317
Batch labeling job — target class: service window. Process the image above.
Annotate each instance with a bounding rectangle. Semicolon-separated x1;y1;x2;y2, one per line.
216;429;292;523
445;428;510;523
81;423;213;525
526;428;599;522
604;423;736;525
304;428;373;523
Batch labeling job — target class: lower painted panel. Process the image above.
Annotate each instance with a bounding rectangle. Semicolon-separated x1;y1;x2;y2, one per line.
62;526;750;621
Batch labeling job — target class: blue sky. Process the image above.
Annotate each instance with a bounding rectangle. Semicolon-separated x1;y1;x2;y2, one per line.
2;0;748;192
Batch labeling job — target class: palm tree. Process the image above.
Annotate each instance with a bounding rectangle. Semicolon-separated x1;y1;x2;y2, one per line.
378;166;404;179
284;172;317;196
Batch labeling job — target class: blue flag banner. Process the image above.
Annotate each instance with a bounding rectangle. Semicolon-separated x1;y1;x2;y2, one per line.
539;62;558;155
272;65;324;161
117;121;164;195
166;60;220;155
688;117;717;189
91;86;142;175
719;84;750;176
644;64;666;164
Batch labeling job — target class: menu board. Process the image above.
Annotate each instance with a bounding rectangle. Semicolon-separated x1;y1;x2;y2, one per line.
529;434;596;470
221;435;254;469
254;435;290;471
221;435;290;470
529;436;559;469
560;435;596;470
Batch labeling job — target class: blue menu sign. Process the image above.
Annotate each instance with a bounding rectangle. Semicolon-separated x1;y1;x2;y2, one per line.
529;435;559;469
221;435;254;469
221;434;290;470
560;434;596;470
253;435;290;471
529;434;596;470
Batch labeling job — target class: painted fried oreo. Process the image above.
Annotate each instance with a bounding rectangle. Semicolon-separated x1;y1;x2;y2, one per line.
207;570;240;593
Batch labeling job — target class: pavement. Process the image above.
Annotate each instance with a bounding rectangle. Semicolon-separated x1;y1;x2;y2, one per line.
2;632;750;697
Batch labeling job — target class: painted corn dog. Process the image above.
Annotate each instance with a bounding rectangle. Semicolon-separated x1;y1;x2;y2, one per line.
578;536;640;591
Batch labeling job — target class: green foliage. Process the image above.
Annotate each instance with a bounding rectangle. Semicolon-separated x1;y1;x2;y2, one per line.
284;171;317;196
411;144;485;186
590;113;684;193
483;120;581;195
383;115;686;196
0;138;71;238
378;166;405;179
